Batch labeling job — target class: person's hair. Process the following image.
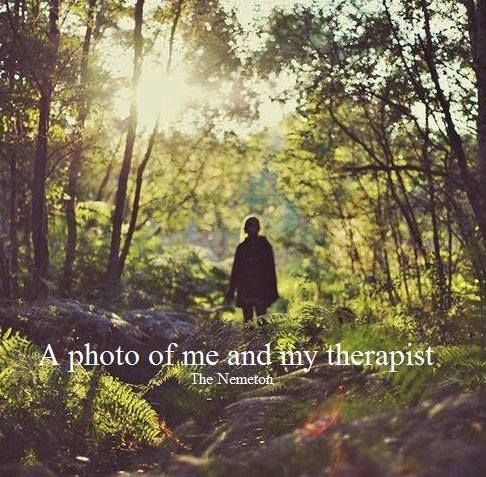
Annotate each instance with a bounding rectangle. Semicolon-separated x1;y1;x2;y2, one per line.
240;215;262;241
244;216;260;233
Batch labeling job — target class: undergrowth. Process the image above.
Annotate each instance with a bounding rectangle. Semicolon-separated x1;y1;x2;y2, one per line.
2;295;484;473
145;301;486;428
0;328;166;468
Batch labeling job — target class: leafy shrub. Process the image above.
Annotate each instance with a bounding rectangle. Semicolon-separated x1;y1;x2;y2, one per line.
265;303;342;353
50;203;228;306
146;306;345;424
0;328;165;466
327;320;486;405
124;245;227;308
146;319;273;424
50;201;112;298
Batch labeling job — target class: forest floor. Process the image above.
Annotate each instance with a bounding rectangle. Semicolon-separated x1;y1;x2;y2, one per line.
123;367;486;477
1;299;486;477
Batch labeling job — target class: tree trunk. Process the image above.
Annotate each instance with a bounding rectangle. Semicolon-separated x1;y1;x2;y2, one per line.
31;90;53;298
105;0;144;289
413;242;423;300
422;104;447;310
385;169;429;268
112;0;183;281
62;0;97;295
95;156;115;201
9;153;18;296
477;0;486;231
389;207;411;306
376;179;399;304
96;136;122;201
31;0;60;299
118;119;157;276
0;239;11;298
420;0;486;243
333;189;365;278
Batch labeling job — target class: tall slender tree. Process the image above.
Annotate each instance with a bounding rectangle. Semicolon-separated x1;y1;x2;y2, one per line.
62;0;98;295
105;0;145;290
31;0;61;298
119;0;184;276
475;0;486;230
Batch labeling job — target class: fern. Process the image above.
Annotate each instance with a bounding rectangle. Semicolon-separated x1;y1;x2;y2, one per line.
94;374;163;446
0;327;34;365
431;344;486;388
0;328;165;463
327;324;486;405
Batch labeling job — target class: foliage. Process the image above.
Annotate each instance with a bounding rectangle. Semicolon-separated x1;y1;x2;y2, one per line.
124;245;227;309
0;328;165;465
1;0;486;474
145;305;343;423
327;316;486;407
50;203;228;306
93;373;163;446
146;319;272;423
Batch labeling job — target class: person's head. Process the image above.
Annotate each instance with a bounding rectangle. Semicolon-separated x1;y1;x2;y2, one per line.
244;216;260;238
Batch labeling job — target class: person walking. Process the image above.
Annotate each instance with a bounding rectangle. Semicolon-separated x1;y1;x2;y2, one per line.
225;216;279;323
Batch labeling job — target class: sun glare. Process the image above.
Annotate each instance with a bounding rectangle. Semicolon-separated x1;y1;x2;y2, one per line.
138;66;201;130
112;60;202;132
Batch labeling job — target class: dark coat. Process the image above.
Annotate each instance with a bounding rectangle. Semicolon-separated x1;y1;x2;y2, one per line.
228;236;279;308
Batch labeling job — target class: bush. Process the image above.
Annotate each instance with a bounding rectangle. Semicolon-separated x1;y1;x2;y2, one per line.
0;328;165;467
49;203;228;308
124;245;227;309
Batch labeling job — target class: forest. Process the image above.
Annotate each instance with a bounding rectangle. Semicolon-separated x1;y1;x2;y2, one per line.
0;0;486;475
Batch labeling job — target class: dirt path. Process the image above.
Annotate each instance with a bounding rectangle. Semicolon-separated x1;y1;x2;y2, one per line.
113;362;486;477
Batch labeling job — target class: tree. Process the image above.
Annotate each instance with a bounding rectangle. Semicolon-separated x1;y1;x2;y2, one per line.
62;0;98;295
31;0;61;298
118;0;184;277
105;0;145;290
251;0;486;309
